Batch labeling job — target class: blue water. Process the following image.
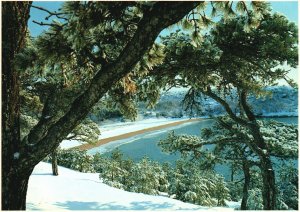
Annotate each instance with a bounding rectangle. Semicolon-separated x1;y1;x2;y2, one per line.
102;117;298;163
102;119;214;162
96;116;298;180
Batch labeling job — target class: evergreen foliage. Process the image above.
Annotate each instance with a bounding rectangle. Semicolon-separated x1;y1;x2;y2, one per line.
158;117;298;209
44;149;94;173
19;35;101;145
247;188;264;210
146;9;298;210
169;160;231;206
276;163;298;210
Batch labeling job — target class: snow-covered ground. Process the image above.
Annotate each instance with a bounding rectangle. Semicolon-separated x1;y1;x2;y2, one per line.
27;162;239;210
260;111;298;117
60;117;194;149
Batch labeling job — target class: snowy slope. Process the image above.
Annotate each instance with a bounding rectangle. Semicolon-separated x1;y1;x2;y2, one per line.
27;162;237;211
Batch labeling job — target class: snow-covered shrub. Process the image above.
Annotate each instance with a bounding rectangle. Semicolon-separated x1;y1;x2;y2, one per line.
226;181;243;202
213;176;231;206
127;158;164;195
260;121;298;158
101;160;128;186
98;150;170;195
104;180;125;190
168;160;230;207
92;152;110;173
98;149;134;190
247;188;263;210
55;149;94;173
276;162;298;210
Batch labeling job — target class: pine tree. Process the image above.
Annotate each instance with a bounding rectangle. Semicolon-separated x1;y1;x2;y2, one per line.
151;10;297;209
159;117;298;209
167;160;230;206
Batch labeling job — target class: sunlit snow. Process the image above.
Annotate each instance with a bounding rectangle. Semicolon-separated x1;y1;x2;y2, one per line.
27;162;239;210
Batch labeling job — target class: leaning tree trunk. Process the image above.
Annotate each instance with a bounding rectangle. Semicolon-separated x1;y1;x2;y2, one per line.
248;124;276;210
240;90;277;210
51;149;59;176
2;2;32;210
240;159;251;210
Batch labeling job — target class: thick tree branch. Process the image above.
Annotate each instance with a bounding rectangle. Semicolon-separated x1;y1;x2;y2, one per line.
202;86;250;126
240;89;256;121
25;2;200;165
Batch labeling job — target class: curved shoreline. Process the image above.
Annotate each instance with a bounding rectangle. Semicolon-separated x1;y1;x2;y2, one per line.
75;118;204;151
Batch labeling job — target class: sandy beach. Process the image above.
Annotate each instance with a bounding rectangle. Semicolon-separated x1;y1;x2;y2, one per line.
75;118;203;151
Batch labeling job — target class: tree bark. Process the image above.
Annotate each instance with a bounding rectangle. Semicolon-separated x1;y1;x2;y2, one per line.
230;164;234;182
2;2;32;210
241;160;250;210
259;155;276;210
51;149;59;176
2;170;33;210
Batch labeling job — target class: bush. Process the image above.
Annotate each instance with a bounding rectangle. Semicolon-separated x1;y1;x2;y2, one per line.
44;149;95;173
247;188;263;210
168;160;231;207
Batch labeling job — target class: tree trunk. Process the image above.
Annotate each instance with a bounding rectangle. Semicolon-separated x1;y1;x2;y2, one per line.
240;91;277;210
249;124;276;210
2;1;32;210
51;149;59;176
240;160;250;210
259;155;276;210
230;164;234;182
2;169;33;210
206;89;278;209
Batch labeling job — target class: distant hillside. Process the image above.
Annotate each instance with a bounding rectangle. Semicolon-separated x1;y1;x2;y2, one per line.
138;86;298;118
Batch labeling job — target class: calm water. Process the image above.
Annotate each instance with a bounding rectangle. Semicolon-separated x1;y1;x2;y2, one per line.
99;117;298;180
103;117;298;163
102;119;214;162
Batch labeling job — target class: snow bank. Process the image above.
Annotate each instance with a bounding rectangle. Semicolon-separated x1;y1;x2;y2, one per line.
87;120;200;155
260;111;298;117
60;117;192;149
98;118;189;139
27;162;237;211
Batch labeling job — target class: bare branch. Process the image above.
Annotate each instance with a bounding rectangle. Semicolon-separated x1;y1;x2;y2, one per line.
31;5;68;21
32;20;66;29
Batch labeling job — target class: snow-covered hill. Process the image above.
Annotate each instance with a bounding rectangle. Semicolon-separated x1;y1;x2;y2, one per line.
142;86;298;118
27;162;239;210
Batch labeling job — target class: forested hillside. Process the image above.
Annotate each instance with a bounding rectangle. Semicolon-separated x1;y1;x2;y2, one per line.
138;86;298;118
